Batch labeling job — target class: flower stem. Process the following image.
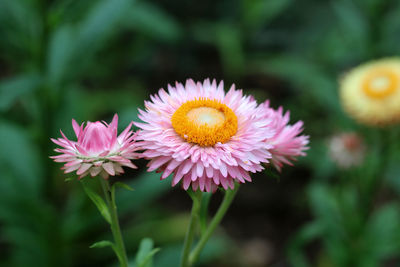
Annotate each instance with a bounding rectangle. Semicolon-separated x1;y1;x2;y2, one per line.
180;190;203;267
199;192;212;235
99;179;129;267
188;184;240;266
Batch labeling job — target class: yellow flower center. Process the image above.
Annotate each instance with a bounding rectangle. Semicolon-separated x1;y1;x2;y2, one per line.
362;68;398;99
171;98;238;146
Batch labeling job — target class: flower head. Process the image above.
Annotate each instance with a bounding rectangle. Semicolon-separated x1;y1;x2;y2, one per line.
51;114;138;179
340;58;400;126
328;132;366;169
257;101;309;171
135;79;274;192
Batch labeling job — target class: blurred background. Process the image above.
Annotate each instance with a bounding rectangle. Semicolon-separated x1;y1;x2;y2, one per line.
1;0;400;266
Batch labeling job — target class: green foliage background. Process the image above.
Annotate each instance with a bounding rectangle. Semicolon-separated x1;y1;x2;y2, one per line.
1;0;400;266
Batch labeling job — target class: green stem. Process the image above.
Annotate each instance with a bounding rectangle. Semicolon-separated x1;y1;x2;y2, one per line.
188;184;240;266
199;192;212;235
180;190;203;267
99;179;129;267
363;129;391;217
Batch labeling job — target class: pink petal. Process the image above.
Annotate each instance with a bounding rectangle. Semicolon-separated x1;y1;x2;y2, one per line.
103;162;115;176
77;163;92;175
72;119;81;138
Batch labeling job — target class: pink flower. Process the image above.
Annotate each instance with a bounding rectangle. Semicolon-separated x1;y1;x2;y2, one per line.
328;132;366;169
135;79;274;192
51;114;138;179
257;101;309;171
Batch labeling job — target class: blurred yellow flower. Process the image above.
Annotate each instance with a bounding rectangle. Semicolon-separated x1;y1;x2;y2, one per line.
340;58;400;126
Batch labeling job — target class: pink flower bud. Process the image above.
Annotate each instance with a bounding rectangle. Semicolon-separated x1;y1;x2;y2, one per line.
51;114;138;179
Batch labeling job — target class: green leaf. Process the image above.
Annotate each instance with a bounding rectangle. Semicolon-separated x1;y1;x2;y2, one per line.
253;55;341;114
308;184;344;238
62;170;172;242
113;181;134;192
364;204;400;259
332;0;368;47
135;238;160;267
215;23;244;77
46;25;76;87
0;120;43;196
64;178;74;183
90;240;115;249
380;1;400;54
385;158;400;196
0;0;41;56
288;222;323;267
139;249;160;267
80;180;111;224
242;0;293;30
126;2;182;42
0;73;41;111
153;237;228;267
46;0;132;85
90;239;124;265
77;0;131;52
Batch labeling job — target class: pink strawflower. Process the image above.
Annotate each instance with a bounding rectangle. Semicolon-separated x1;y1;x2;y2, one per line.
257;101;309;171
51;114;138;179
328;132;366;169
135;79;274;192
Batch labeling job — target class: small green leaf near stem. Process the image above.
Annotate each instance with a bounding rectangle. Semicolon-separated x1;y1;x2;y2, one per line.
136;238;161;267
81;180;112;224
112;181;134;193
90;240;115;249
